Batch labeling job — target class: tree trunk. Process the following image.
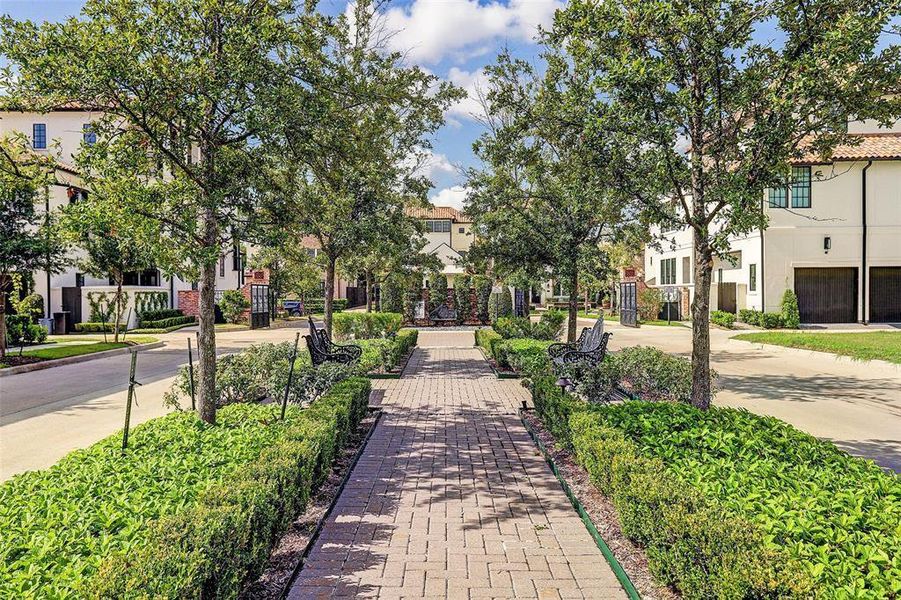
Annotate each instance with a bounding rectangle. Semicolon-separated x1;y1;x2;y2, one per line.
690;233;714;410
324;254;336;338
366;270;373;312
113;275;124;343
0;279;7;359
567;270;578;342
196;210;219;424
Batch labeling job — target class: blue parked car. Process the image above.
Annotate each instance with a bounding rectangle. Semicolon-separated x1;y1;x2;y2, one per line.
283;300;303;316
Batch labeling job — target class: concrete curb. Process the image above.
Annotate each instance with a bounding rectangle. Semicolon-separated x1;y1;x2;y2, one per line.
729;338;901;372
0;341;166;378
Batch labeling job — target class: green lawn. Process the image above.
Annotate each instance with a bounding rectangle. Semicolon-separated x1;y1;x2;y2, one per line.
1;337;159;368
733;331;901;364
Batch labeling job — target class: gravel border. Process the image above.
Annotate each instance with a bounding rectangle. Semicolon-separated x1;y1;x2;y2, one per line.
240;409;383;600
521;410;680;600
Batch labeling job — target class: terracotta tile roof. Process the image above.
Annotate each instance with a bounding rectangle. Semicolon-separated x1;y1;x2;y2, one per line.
405;205;471;222
793;133;901;163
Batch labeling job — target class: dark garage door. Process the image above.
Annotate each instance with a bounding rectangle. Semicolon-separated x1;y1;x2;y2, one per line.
870;267;901;323
794;268;858;324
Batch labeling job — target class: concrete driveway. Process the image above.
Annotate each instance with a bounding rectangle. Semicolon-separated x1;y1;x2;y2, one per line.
0;325;307;481
586;319;901;472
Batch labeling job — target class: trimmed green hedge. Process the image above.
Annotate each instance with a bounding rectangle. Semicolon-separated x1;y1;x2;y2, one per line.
333;312;402;340
0;377;371;598
710;310;735;329
74;322;125;333
137;308;183;325
138;315;196;329
475;328;552;374
357;329;418;373
303;298;347;314
474;328;503;359
532;379;901;597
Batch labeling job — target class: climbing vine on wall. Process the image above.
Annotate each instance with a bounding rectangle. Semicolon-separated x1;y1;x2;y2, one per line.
135;291;168;315
86;291;117;323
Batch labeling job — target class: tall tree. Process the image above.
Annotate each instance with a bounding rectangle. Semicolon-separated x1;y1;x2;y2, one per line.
0;135;67;358
466;51;633;341
269;1;462;335
2;0;301;423
551;0;901;407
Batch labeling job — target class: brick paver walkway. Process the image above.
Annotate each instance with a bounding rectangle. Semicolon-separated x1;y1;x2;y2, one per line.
290;333;626;599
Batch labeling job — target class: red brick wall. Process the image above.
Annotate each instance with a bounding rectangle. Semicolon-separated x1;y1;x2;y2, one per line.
177;290;200;318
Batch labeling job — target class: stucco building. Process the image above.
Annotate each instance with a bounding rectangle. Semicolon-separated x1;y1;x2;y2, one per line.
643;121;901;324
405;205;474;287
1;106;249;329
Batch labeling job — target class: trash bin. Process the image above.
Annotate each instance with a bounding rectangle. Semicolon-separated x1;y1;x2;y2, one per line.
53;311;71;334
38;317;54;335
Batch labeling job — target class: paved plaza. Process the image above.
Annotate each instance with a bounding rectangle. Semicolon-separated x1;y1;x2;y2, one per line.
289;334;625;599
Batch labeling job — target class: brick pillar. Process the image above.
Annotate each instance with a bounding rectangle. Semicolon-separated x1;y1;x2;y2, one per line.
177;290;200;318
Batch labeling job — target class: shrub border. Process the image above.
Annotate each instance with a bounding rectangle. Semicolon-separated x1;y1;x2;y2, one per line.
474;345;520;379
519;408;640;600
278;409;383;599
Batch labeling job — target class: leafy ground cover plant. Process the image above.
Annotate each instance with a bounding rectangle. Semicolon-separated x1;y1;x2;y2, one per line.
0;377;372;598
494;339;553;373
493;309;565;341
531;380;901;597
332;311;402;340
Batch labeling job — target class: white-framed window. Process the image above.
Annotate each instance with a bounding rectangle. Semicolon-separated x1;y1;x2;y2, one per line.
425;220;451;233
660;257;677;285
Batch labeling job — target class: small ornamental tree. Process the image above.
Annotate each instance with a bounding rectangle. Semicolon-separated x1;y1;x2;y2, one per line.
473;275;492;323
379;275;404;313
781;289;801;329
455;275;472;322
219;290;249;325
428;273;449;314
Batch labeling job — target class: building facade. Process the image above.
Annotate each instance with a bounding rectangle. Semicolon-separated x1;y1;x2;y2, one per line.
405;205;474;287
643;122;901;324
2;107;248;330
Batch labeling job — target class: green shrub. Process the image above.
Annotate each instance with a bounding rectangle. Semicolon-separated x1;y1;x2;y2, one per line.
332;312;402;340
737;309;784;329
138;308;183;325
760;312;784;329
780;289;800;329
74;322;125;333
302;298;348;314
379;275;403;313
455;275;472;321
14;293;44;322
164;342;355;408
473;276;492;323
85;378;371;598
139;315;195;329
4;315;29;345
710;310;735;328
474;328;503;360
494;338;552;375
218;290;249;324
356;329;418;373
738;308;761;326
638;287;663;322
493;309;564;341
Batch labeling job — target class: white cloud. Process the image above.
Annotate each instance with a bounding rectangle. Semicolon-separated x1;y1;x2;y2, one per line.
362;0;563;65
445;67;490;125
405;148;457;180
430;185;470;210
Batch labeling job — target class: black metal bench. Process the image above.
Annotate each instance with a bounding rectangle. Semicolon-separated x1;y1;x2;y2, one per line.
305;317;362;367
547;316;611;367
430;304;459;325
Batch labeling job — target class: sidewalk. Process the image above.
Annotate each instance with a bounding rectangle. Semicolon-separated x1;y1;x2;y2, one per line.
289;333;626;599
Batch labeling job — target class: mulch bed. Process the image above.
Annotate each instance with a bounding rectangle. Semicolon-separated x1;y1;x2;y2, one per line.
521;411;680;600
240;409;381;599
0;355;44;368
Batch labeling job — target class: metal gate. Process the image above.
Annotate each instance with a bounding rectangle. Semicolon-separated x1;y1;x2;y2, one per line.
249;284;270;329
619;281;638;327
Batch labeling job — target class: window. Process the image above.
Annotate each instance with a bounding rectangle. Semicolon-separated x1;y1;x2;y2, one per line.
115;269;159;287
458;227;465;234
425;220;451;233
768;183;787;208
791;166;811;208
305;247;318;258
660;258;677;285
219;254;225;277
749;263;757;292
32;124;46;149
682;256;691;284
83;124;96;145
232;241;241;271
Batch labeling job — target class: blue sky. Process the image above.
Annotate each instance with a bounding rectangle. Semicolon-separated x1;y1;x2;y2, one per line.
4;1;898;209
2;0;558;208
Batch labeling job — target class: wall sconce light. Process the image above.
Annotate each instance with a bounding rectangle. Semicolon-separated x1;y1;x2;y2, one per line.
824;236;831;253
